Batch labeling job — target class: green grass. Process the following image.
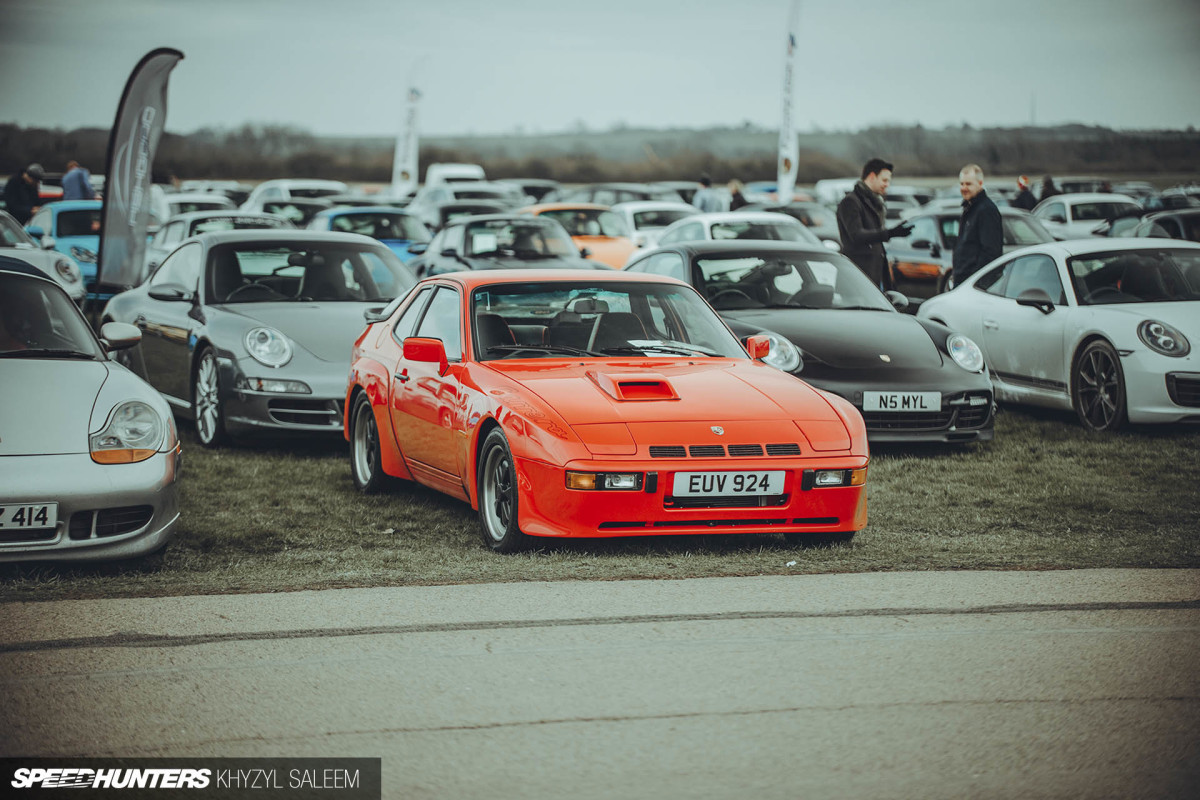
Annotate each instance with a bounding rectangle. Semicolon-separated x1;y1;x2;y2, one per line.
2;405;1198;602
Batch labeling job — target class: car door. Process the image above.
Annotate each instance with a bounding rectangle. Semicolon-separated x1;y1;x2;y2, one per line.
389;285;465;492
137;242;203;402
979;253;1070;395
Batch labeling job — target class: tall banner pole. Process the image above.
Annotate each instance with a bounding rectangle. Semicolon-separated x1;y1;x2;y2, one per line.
90;47;184;319
389;87;421;200
776;0;801;205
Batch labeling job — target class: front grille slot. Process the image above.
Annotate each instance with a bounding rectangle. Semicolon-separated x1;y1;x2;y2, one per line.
665;494;789;509
266;398;342;427
652;518;791;528
688;445;726;458
0;527;56;544
649;446;686;458
727;444;764;456
649;442;804;458
69;506;153;540
765;443;801;456
1167;374;1200;407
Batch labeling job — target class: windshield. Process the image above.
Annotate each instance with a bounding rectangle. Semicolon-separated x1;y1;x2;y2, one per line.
0;274;102;357
170;200;229;216
464;219;577;258
1068;248;1200;304
207;241;416;304
632;208;694;229
471;281;746;360
330;212;430;242
695;252;893;312
710;220;820;246
538;209;630;238
189;216;289;235
0;214;35;246
1072;202;1140;222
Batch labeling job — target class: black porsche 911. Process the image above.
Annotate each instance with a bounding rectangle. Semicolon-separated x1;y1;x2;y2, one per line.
625;241;995;444
101;230;417;447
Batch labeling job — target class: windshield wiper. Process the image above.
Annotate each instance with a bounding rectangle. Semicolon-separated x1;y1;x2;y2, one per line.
1;348;98;359
600;343;719;357
837;305;892;311
487;343;599;357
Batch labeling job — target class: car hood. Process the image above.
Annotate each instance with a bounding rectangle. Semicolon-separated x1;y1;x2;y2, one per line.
0;360;108;455
217;303;374;362
1085;302;1200;333
725;308;943;369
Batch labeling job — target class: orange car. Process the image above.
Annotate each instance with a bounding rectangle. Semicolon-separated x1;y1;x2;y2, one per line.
345;269;869;552
519;203;637;269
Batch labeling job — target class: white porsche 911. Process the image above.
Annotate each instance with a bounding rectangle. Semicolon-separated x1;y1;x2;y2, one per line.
917;239;1200;432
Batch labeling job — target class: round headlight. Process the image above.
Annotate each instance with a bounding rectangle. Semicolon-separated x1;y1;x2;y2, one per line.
244;327;293;367
760;332;803;373
947;334;985;372
1138;320;1190;357
90;401;165;463
55;258;81;283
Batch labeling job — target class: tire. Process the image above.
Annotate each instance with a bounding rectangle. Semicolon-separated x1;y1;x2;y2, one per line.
192;347;229;447
785;532;855;547
350;392;389;493
1072;339;1127;433
476;429;532;553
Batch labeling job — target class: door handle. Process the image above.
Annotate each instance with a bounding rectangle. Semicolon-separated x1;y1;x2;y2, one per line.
983;319;999;330
395;371;410;384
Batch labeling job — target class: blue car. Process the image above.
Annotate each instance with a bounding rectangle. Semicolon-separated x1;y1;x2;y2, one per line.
306;206;430;264
25;200;106;300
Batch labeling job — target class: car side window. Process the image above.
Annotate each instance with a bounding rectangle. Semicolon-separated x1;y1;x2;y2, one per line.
973;260;1012;297
1038;202;1066;222
164;221;185;245
149;242;202;291
660;222;703;245
413;286;462;361
643;252;687;281
1003;254;1065;304
391;287;432;344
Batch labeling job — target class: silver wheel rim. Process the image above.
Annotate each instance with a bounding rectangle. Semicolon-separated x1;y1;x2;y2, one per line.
480;444;514;542
1077;347;1120;430
352;400;378;485
194;353;220;443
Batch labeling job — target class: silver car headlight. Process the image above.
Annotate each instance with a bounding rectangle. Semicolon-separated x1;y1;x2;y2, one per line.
70;246;98;263
55;258;82;283
90;401;165;464
1138;320;1190;357
760;332;803;373
947;334;985;372
245;327;293;367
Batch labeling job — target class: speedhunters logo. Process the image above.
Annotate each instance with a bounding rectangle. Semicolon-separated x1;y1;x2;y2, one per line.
1;759;381;797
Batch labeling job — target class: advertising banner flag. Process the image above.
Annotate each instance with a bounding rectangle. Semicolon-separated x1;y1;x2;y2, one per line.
389;87;421;200
94;47;184;302
776;1;801;205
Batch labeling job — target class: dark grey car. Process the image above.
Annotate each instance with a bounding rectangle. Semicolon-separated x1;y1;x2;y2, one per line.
101;230;417;447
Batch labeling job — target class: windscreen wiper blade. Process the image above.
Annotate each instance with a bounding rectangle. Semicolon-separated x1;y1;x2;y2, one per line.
0;349;98;359
600;344;718;357
487;344;599;357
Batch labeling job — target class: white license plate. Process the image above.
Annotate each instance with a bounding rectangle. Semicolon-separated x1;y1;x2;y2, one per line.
0;503;58;529
863;391;941;412
672;471;785;497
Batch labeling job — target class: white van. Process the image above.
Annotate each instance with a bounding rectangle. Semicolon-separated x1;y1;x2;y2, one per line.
424;163;486;187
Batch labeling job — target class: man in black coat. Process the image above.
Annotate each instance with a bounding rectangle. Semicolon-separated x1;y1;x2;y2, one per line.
952;164;1003;287
3;163;44;225
836;158;912;290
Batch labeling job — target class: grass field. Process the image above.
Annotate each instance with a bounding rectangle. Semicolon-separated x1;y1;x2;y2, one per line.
2;405;1198;602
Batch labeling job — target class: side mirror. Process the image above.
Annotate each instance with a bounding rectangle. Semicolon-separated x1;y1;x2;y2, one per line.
1046;213;1066;224
25;225;45;238
363;306;387;323
403;336;449;375
147;284;193;302
1015;287;1055;314
579;247;592;258
884;290;909;311
99;321;141;351
440;248;459;258
911;239;933;250
407;242;428;255
41;235;56;250
746;335;771;360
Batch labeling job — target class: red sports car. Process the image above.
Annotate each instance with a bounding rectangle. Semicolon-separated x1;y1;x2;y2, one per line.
344;269;869;552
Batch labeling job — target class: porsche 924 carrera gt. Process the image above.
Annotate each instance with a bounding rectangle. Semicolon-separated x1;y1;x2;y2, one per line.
345;269;870;551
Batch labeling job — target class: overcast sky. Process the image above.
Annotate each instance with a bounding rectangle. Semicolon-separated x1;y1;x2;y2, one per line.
2;0;1199;137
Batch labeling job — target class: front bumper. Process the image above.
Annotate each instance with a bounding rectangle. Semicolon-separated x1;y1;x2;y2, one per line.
0;446;181;562
218;354;346;437
513;455;868;539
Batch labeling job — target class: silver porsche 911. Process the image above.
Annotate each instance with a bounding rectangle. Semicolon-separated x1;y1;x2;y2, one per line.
0;256;181;563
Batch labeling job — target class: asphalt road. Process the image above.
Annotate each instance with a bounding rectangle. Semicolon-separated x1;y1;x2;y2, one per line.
3;569;1198;799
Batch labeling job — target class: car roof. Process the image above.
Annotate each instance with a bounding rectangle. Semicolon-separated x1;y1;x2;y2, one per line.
1046;192;1138;204
188;229;383;246
915;207;1039;220
47;200;103;212
645;240;833;259
443;213;560;225
679;211;799;224
166;210;285;224
1041;238;1200;258
320;206;416;216
1146;208;1200;219
610;201;696;212
426;268;688;292
520;202;610;213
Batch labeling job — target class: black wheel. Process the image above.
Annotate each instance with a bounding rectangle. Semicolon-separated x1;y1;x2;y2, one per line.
784;532;855;547
350;392;389;493
192;347;229;447
1072;339;1126;432
476;429;532;553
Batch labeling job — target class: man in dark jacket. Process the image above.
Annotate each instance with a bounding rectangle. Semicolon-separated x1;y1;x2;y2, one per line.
3;163;44;225
952;164;1003;286
836;158;912;289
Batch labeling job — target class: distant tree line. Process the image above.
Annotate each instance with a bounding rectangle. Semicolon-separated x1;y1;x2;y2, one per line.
3;122;1197;185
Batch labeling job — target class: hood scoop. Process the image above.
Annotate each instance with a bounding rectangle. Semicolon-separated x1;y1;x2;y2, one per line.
587;370;680;402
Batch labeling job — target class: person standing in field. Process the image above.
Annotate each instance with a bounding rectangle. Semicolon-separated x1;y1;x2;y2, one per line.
836;157;912;290
952;164;1003;287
